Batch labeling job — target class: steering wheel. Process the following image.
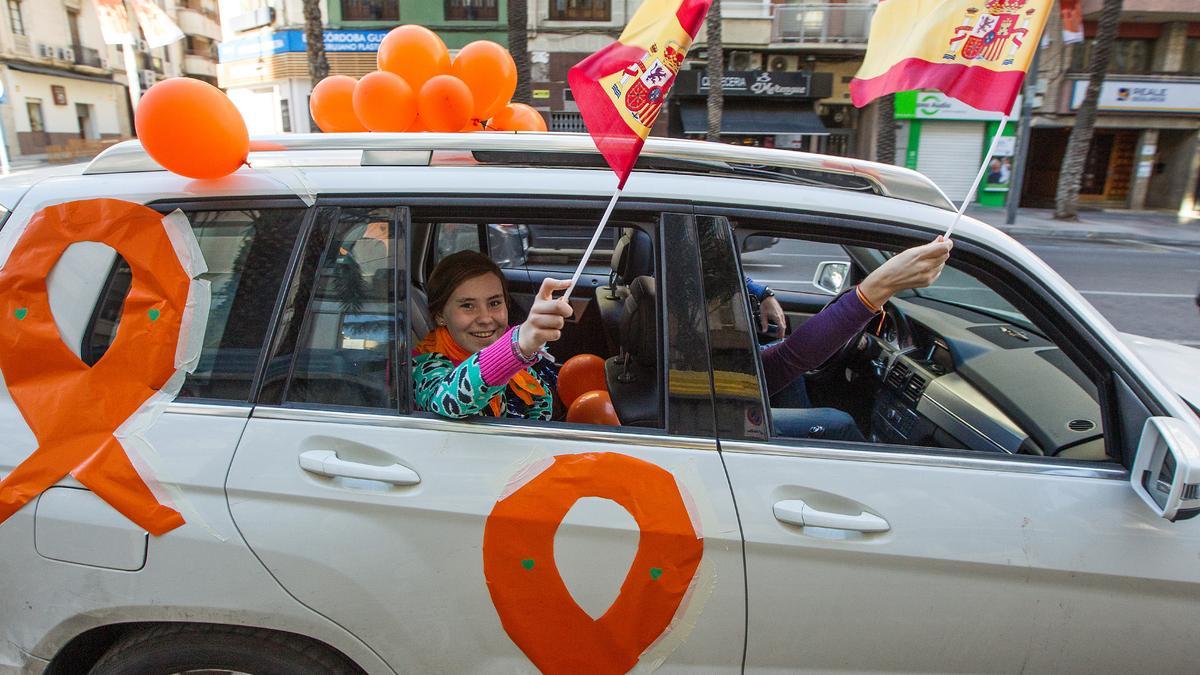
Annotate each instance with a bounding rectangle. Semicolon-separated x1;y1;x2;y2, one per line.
804;298;902;380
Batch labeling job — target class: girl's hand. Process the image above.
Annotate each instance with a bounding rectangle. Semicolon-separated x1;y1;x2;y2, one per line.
518;278;574;357
859;236;953;308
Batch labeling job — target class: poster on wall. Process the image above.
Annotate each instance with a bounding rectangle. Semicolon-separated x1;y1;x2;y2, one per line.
1060;0;1084;45
92;0;135;45
128;0;184;48
984;135;1015;192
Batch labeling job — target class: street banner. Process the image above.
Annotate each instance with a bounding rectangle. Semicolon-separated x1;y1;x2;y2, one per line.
129;0;184;48
93;0;135;45
1060;0;1084;45
850;0;1052;114
567;0;711;188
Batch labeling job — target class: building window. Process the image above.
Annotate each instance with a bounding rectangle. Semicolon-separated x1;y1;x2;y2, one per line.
549;0;610;21
1184;39;1200;75
26;99;44;132
7;0;24;36
1069;38;1154;74
445;0;497;21
341;0;398;21
280;99;292;133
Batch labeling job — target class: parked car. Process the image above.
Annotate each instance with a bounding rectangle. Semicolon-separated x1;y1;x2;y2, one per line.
1;132;1198;674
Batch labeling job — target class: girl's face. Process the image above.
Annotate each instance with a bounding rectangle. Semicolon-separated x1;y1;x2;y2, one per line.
437;272;509;354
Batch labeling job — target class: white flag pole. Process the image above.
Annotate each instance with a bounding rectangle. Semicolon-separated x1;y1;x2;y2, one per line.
944;113;1009;239
562;186;623;302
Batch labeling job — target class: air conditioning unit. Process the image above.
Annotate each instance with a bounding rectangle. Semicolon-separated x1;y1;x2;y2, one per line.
58;47;75;62
768;55;799;72
139;70;158;89
37;43;55;59
728;51;759;71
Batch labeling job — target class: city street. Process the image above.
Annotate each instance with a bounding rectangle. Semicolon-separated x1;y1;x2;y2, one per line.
741;232;1200;347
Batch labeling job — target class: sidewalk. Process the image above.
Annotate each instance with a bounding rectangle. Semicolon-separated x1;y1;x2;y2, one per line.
968;205;1200;248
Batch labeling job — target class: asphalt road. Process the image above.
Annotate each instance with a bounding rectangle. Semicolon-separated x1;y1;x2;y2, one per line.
740;235;1200;347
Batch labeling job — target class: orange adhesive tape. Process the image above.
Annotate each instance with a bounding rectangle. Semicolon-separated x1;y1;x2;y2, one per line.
482;452;704;674
0;199;192;535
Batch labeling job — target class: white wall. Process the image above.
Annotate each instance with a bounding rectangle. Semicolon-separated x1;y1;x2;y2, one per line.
8;71;124;136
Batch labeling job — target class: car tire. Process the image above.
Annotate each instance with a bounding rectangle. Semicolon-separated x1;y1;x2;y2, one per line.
88;623;360;675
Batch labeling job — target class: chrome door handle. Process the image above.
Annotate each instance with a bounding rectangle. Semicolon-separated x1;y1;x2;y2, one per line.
298;450;421;486
773;499;890;533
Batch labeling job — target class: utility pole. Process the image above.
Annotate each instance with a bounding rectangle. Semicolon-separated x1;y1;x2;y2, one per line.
1006;49;1039;225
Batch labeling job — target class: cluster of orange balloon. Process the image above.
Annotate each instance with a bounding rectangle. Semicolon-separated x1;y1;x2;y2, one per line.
309;25;547;134
558;354;620;426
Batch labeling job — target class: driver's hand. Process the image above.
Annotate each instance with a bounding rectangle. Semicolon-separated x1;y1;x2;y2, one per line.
859;236;953;308
760;295;786;338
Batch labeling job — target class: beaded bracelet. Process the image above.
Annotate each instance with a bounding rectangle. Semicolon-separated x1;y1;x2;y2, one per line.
510;325;540;364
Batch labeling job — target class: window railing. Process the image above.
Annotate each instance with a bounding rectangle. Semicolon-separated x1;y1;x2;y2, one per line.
548;0;609;21
445;0;497;20
74;45;103;68
772;4;874;44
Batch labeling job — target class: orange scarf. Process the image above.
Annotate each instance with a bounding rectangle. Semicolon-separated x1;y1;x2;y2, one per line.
415;326;546;417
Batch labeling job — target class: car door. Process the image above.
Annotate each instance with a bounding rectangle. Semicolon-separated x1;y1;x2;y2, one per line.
226;206;747;672
696;213;1200;673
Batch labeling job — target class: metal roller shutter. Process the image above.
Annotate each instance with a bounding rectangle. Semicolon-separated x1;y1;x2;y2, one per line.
915;121;985;205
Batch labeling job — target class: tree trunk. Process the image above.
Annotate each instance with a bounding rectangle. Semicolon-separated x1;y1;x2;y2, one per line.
874;94;895;164
705;0;723;143
509;0;532;104
303;0;328;84
1054;0;1123;220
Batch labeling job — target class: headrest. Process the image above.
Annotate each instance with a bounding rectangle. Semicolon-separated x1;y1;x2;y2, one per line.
620;275;657;367
613;228;653;286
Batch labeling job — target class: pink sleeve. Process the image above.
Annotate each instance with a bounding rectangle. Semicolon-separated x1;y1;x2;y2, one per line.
477;327;530;386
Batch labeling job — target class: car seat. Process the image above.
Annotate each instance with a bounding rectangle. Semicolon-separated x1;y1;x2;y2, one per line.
604;275;661;427
596;227;653;353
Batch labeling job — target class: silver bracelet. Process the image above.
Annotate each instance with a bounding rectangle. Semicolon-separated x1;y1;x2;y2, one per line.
510;326;540;364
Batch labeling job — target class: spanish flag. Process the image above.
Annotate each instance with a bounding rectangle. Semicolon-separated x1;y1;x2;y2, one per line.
851;0;1052;114
568;0;711;188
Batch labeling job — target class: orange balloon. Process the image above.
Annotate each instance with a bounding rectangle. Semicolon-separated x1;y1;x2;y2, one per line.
566;390;621;426
451;40;517;121
489;103;547;132
557;354;608;408
460;119;485;132
135;77;249;179
310;75;367;132
377;25;450;91
352;71;417;132
417;75;474;132
408;115;428;132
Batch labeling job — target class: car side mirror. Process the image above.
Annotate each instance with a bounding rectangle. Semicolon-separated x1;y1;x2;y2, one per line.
1131;417;1200;522
812;261;850;295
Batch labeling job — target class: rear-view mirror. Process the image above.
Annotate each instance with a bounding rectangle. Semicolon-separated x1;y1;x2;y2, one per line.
1131;416;1200;522
813;261;850;295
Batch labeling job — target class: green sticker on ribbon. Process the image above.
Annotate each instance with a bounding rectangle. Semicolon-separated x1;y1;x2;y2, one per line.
650;567;663;580
14;308;27;320
521;558;535;570
147;308;161;321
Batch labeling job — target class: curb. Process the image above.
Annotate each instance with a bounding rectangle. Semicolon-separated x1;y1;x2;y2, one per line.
997;227;1200;248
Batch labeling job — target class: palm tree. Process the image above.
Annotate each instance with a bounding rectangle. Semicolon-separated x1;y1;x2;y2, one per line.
509;0;532;104
705;0;723;142
874;95;895;164
303;0;329;92
1054;0;1123;220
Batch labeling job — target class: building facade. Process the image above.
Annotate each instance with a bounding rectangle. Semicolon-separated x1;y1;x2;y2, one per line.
1019;0;1199;214
0;0;220;161
217;0;506;134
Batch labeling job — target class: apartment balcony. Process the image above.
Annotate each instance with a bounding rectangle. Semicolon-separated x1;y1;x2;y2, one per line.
73;46;105;69
772;4;874;45
1082;0;1198;20
178;7;222;41
183;52;218;78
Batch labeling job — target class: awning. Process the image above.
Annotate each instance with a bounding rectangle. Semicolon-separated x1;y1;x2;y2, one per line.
680;101;828;136
3;61;123;86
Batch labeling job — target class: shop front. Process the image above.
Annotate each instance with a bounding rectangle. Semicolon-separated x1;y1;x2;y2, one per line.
669;70;833;151
893;90;1017;206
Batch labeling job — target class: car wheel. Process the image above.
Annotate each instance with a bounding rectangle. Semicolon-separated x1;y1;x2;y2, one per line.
88;624;360;675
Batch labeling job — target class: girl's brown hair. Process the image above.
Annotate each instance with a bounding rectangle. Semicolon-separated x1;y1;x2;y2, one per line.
426;250;511;321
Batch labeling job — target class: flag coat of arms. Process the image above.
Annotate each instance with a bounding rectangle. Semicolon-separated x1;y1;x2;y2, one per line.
851;0;1052;114
568;0;712;188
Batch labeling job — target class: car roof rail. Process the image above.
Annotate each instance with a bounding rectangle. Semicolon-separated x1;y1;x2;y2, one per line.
84;132;954;210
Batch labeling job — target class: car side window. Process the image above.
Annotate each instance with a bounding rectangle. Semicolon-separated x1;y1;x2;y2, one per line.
282;206;400;411
741;234;851;296
736;230;1110;462
84;207;306;402
432;222;616;273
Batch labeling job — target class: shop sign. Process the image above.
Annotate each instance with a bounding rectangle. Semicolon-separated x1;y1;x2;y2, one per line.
675;70;832;99
219;29;389;62
1070;79;1200;115
51;85;67;106
894;90;1019;120
532;89;550;99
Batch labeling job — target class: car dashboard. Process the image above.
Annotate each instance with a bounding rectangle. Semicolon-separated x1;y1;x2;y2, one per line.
862;297;1107;460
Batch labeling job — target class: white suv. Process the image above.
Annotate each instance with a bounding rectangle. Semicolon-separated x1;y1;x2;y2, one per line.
2;133;1199;674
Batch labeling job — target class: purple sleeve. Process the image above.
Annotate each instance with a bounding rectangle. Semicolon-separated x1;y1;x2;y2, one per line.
477;327;529;386
761;291;878;395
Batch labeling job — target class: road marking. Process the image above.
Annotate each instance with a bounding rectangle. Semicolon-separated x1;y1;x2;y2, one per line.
1078;290;1196;298
765;252;840;258
743;280;816;286
742;263;784;269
